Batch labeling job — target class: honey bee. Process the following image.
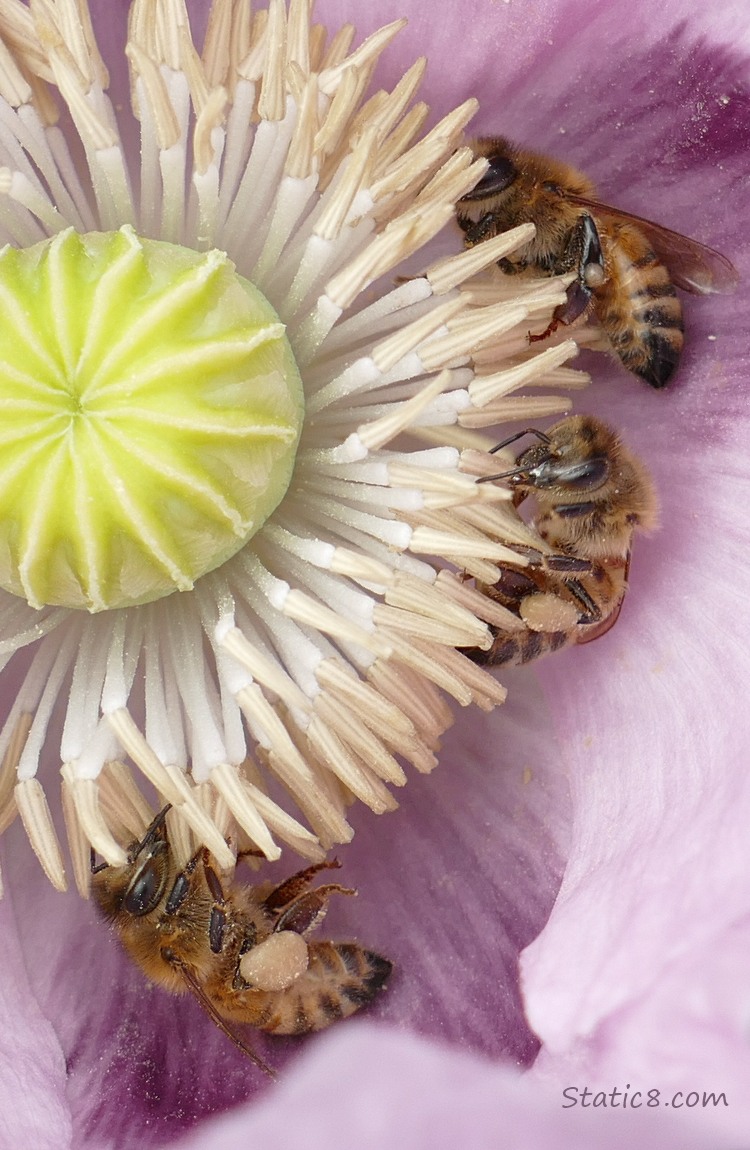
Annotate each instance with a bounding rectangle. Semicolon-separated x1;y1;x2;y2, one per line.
456;137;738;388
469;415;657;666
92;806;392;1076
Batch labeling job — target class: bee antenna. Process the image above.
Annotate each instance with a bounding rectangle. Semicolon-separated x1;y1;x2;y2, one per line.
132;805;172;856
476;465;527;485
476;448;556;485
487;427;551;455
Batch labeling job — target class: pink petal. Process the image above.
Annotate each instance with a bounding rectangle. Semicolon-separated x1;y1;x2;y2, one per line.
171;1024;742;1150
533;917;750;1142
507;0;750;1107
0;853;70;1145
524;405;750;1032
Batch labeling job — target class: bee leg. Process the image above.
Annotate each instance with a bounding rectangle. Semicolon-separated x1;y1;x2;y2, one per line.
461;211;519;250
575;592;625;644
475;544;590;616
497;256;529;274
201;857;231;954
125;805;172;860
554;211;605;281
163;949;277;1078
236;846;265;861
536;552;592;575
273;883;357;936
261;858;342;913
530;213;603;342
529;280;593;342
562;577;602;625
478;567;544;617
498;537;602;625
566;551;630;634
505;544;589;575
161;848;201;917
162;847;228;955
554;499;599;519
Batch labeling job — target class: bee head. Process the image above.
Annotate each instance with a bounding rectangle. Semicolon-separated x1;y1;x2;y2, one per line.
512;417;613;495
512;446;610;495
91;805;172;920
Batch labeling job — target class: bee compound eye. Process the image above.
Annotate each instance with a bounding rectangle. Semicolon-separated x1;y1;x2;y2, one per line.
123;855;167;916
483;156;517;192
461;153;518;201
556;455;610;491
477;154;518;194
238;931;310;992
531;453;609;492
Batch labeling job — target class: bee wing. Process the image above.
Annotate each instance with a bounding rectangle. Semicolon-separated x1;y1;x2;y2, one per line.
565;193;739;294
273;882;356;936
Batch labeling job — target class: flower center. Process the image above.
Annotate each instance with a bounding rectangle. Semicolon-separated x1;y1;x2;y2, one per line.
0;226;304;612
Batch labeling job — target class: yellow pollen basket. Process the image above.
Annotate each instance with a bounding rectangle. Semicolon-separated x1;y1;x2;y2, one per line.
0;226;304;612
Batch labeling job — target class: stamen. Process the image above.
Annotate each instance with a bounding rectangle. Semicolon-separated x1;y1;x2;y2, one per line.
229;772;324;860
314;657;416;741
97;759;154;839
386;461;504;509
306;714;397;813
435;570;528;632
366;659;451;757
383;575;491;637
469;340;579;405
356;370;452;451
59;773;91;897
460;393;574;427
106;708;235;869
318;19;407;96
231;682;353;844
313;693;407;787
15;777;66;890
60;767;127;867
208;761;281;860
257;0;287;121
407;525;525;564
219;625;313;713
381;630;507;709
0;1;594;886
127;44;182;150
0;711;30;833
